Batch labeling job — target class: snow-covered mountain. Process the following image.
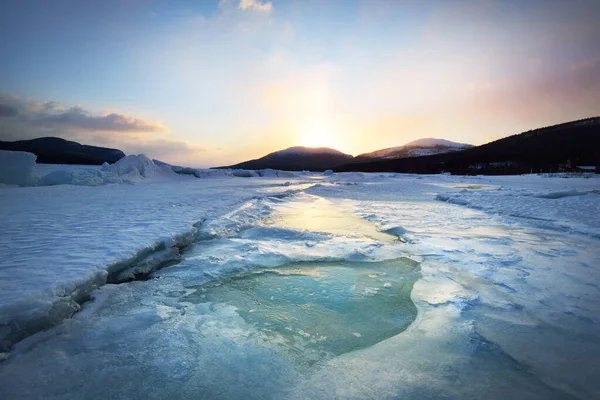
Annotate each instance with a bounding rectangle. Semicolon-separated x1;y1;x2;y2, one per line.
356;138;474;160
221;146;353;171
338;117;600;174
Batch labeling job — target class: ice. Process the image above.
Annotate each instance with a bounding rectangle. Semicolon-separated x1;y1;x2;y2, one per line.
107;153;176;180
256;168;297;178
185;258;419;365
434;175;600;238
31;154;176;186
0;175;304;351
38;168;121;186
0;150;37;186
231;169;258;178
0;171;599;399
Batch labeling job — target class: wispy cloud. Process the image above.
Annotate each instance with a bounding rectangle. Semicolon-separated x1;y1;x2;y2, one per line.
38;106;168;133
238;0;273;14
0;97;168;134
0;95;212;165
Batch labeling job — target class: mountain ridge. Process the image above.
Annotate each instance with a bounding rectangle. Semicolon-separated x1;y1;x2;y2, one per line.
218;146;353;171
0;137;125;165
336;117;600;174
220;140;473;171
355;138;473;161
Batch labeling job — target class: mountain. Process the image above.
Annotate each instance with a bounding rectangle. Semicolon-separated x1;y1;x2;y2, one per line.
336;117;600;174
355;138;473;161
221;140;472;172
0;137;125;165
220;146;353;171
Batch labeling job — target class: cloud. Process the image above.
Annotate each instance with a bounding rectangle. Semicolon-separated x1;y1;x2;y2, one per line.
25;101;63;112
0;97;168;135
0;95;212;165
0;104;18;117
38;106;168;133
238;0;272;14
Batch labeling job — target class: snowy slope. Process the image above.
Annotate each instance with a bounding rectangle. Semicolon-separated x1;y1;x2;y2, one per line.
357;138;473;160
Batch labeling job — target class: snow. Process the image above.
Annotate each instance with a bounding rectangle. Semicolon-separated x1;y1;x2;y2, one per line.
0;172;315;351
33;155;175;186
3;154;301;188
107;154;175;179
0;171;599;399
231;169;257;178
403;137;472;148
0;150;37;186
257;168;297;178
323;169;334;176
361;138;473;159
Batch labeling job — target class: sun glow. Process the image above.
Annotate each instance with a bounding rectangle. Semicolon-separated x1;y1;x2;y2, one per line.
299;117;340;149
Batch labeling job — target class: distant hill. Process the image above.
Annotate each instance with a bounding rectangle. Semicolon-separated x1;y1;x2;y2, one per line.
220;146;353;171
336;117;600;174
354;138;473;161
0;137;125;165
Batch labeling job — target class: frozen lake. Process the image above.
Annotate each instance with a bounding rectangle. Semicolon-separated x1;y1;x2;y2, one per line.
1;170;599;399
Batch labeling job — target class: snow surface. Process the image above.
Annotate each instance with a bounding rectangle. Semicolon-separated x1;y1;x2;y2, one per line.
3;154;300;188
404;137;472;148
0;171;599;399
360;138;473;159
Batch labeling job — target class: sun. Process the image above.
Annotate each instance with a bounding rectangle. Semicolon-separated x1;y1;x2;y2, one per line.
299;117;339;149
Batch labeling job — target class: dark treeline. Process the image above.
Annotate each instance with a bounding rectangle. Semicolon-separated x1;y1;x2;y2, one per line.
336;117;600;175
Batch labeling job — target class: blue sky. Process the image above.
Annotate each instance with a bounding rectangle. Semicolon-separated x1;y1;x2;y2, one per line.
1;0;599;166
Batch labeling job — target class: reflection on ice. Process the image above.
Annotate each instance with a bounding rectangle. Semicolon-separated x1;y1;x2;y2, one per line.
185;258;420;365
267;194;397;242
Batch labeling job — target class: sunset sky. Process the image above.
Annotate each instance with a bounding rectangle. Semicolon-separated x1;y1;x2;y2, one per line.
1;0;599;167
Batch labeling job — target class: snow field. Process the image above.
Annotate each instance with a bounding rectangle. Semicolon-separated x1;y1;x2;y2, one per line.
0;170;598;399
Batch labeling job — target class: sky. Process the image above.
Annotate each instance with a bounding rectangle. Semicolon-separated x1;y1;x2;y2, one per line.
0;0;599;167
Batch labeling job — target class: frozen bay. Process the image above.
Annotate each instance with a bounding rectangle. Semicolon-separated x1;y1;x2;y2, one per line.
1;170;599;399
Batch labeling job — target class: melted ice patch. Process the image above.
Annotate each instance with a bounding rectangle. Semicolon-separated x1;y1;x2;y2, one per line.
184;258;420;366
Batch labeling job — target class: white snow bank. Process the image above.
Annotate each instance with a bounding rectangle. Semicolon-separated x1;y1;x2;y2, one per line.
107;154;175;180
533;189;588;199
192;169;233;178
157;162;298;179
0;150;37;186
434;176;600;238
0;177;293;351
231;169;258;178
323;169;334;176
38;169;125;186
404;137;471;148
36;154;176;187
